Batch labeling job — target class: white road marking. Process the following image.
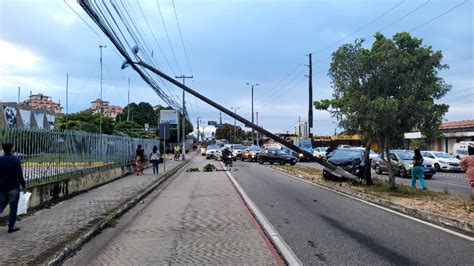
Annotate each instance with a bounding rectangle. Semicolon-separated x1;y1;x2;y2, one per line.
222;162;302;266
270;167;474;242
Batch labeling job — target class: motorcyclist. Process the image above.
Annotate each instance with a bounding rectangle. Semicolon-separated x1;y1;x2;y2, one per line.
221;147;233;165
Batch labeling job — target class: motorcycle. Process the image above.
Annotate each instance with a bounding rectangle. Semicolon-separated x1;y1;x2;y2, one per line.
223;154;233;167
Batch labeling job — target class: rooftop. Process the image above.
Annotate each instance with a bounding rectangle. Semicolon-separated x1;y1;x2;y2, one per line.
441;119;474;129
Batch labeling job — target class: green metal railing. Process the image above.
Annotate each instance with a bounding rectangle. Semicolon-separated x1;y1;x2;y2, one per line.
0;128;160;186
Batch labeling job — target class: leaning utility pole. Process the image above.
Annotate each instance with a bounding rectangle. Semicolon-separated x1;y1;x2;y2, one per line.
306;53;313;139
175;75;193;160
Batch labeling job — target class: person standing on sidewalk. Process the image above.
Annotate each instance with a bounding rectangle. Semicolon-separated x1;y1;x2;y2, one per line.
150;145;160;175
0;143;27;233
459;145;474;211
135;145;145;175
411;148;427;190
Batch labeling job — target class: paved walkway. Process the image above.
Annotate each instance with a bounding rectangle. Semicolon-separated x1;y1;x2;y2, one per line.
0;157;182;264
68;156;281;265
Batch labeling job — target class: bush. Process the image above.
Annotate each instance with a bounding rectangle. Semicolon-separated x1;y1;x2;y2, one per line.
203;164;217;172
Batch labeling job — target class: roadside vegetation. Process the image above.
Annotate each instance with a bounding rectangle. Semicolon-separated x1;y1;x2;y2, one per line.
273;164;473;223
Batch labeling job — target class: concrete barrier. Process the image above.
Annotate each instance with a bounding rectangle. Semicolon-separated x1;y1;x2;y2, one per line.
1;163;148;219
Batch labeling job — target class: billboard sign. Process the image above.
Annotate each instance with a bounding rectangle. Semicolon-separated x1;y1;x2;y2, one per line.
160;109;178;124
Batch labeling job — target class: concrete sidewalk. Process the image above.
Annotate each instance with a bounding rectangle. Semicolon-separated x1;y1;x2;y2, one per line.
68;156;283;265
0;157;184;264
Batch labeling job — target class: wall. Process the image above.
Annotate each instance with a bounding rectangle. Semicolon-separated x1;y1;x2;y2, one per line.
0;163;146;219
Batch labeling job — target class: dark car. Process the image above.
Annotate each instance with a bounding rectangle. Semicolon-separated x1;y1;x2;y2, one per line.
323;148;366;179
372;150;435;179
258;149;298;165
241;146;262;162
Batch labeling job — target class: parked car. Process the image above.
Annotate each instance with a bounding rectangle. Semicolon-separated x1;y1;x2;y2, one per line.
205;145;219;159
322;148;366;179
258;149;297;165
313;147;328;158
338;145;352;149
372;150;435;179
241;146;262;162
421;151;462;172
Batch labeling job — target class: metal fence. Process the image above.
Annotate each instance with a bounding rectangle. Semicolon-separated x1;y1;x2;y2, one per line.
0;128;160;186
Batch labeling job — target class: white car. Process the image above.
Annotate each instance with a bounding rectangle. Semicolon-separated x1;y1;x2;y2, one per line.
205;145;219;159
313;147;328;158
421;151;462;172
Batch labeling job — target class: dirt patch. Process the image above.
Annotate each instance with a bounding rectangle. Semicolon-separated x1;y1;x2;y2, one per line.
272;165;473;224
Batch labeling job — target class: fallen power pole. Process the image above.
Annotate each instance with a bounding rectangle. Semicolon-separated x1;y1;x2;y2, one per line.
77;0;355;179
136;61;355;179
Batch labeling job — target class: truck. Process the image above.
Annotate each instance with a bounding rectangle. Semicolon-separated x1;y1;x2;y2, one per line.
453;141;474;159
294;139;314;161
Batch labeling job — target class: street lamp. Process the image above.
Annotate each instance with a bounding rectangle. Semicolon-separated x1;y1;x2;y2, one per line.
230;107;240;142
246;82;259;144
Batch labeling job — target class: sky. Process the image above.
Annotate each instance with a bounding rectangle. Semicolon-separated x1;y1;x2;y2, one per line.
0;0;473;136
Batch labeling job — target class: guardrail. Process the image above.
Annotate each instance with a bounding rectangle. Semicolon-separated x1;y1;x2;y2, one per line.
0;128;160;186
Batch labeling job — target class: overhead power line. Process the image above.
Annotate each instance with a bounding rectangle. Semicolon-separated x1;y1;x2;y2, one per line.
156;0;182;74
312;0;405;54
410;0;468;32
171;0;193;75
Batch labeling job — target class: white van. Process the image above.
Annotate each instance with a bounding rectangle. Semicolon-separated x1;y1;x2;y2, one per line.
453;141;474;159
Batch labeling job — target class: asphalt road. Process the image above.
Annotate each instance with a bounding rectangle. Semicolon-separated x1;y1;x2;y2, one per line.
230;160;473;265
301;162;471;199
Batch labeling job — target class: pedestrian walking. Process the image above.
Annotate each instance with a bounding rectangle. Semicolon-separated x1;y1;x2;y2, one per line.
135;145;145;175
411;148;427;190
174;144;181;161
150;145;161;175
0;143;27;233
459;145;474;211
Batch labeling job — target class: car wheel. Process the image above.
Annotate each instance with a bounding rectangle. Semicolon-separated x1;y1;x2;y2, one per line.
259;158;264;164
279;160;285;165
425;175;432;180
269;161;274;165
434;163;440;172
241;156;244;161
323;169;330;180
375;165;382;174
401;168;408;178
290;162;296;166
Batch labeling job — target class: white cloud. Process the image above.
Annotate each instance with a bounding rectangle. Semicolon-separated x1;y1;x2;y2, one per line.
52;13;76;25
0;40;41;72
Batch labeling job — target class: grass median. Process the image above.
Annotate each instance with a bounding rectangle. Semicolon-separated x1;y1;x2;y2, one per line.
272;164;473;224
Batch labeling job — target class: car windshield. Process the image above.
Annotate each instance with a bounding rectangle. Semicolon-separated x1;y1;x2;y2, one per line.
275;150;288;155
250;147;262;152
319;147;328;152
208;145;218;150
432;152;452;158
299;141;312;148
394;151;413;160
233;145;244;149
330;149;362;159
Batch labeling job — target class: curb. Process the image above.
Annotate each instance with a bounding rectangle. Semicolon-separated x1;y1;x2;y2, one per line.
40;160;190;265
272;167;474;239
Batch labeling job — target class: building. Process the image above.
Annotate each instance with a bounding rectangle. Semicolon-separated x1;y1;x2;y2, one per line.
21;93;63;115
404;119;474;154
89;99;123;119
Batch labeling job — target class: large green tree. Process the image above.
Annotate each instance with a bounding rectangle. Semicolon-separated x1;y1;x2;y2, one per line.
215;123;246;143
116;102;157;126
57;111;115;134
315;32;450;188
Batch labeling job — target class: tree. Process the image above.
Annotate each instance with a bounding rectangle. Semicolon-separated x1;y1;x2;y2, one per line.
215;123;246;143
116;102;157;126
315;32;450;188
57;111;115;134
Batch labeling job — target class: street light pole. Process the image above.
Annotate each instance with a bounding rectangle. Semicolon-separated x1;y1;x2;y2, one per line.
99;44;107;136
246;82;259;144
230;107;239;142
175;75;193;160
